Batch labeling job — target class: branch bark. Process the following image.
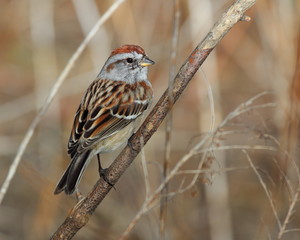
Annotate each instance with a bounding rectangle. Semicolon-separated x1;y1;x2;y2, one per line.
50;0;255;239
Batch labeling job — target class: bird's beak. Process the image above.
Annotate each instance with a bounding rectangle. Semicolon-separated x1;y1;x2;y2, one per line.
140;56;155;67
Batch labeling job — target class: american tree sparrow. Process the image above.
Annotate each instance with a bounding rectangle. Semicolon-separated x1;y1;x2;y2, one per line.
54;45;154;195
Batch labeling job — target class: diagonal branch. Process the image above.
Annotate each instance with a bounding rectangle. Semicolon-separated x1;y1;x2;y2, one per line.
50;0;256;239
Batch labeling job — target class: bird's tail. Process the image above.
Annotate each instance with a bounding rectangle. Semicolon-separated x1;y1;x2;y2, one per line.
54;150;91;195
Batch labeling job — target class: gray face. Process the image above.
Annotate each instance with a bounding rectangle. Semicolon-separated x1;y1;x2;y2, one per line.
98;52;149;84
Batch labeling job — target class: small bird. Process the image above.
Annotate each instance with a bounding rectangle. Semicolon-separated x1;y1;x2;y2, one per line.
54;45;154;195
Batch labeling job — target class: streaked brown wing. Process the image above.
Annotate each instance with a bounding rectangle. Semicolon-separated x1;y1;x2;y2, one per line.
67;80;152;157
68;106;88;158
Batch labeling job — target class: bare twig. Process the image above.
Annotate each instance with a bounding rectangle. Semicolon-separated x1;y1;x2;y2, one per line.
0;0;126;205
174;166;249;175
159;0;180;238
50;0;256;239
221;94;276;127
0;70;95;124
278;186;300;239
72;0;110;66
243;145;300;239
243;150;282;230
282;228;300;234
140;136;151;199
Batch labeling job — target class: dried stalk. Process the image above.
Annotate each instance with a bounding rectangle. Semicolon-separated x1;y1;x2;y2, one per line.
159;0;180;238
243;150;282;229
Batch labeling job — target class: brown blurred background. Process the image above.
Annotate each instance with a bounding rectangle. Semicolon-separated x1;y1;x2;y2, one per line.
0;0;300;239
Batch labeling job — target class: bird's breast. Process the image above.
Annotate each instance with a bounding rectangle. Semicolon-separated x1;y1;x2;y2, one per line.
92;123;134;154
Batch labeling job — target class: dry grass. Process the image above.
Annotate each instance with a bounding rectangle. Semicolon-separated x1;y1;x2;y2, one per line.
0;0;299;239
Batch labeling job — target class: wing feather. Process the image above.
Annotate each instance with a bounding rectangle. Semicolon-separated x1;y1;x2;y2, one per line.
67;79;152;157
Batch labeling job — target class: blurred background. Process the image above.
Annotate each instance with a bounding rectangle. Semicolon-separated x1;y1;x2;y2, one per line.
0;0;300;239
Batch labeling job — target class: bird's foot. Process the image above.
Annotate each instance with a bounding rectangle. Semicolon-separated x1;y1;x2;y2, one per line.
99;168;115;190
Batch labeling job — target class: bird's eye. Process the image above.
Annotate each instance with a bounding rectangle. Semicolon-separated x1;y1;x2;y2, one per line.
126;58;133;63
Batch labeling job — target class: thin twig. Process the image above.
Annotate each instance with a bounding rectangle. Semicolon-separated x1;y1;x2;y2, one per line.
174;166;249;175
277;186;300;239
159;0;180;238
140;136;151;199
72;0;110;66
243;150;282;230
0;71;95;124
0;0;126;205
282;228;300;234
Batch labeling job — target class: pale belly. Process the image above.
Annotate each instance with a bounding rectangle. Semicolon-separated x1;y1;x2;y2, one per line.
90;123;134;156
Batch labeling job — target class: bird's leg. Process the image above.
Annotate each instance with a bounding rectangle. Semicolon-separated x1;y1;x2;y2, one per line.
97;154;115;189
75;188;84;202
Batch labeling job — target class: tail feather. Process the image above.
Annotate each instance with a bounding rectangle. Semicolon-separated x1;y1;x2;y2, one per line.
54;150;91;195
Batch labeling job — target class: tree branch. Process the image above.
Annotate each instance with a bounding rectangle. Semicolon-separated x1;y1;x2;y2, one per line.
50;0;255;239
